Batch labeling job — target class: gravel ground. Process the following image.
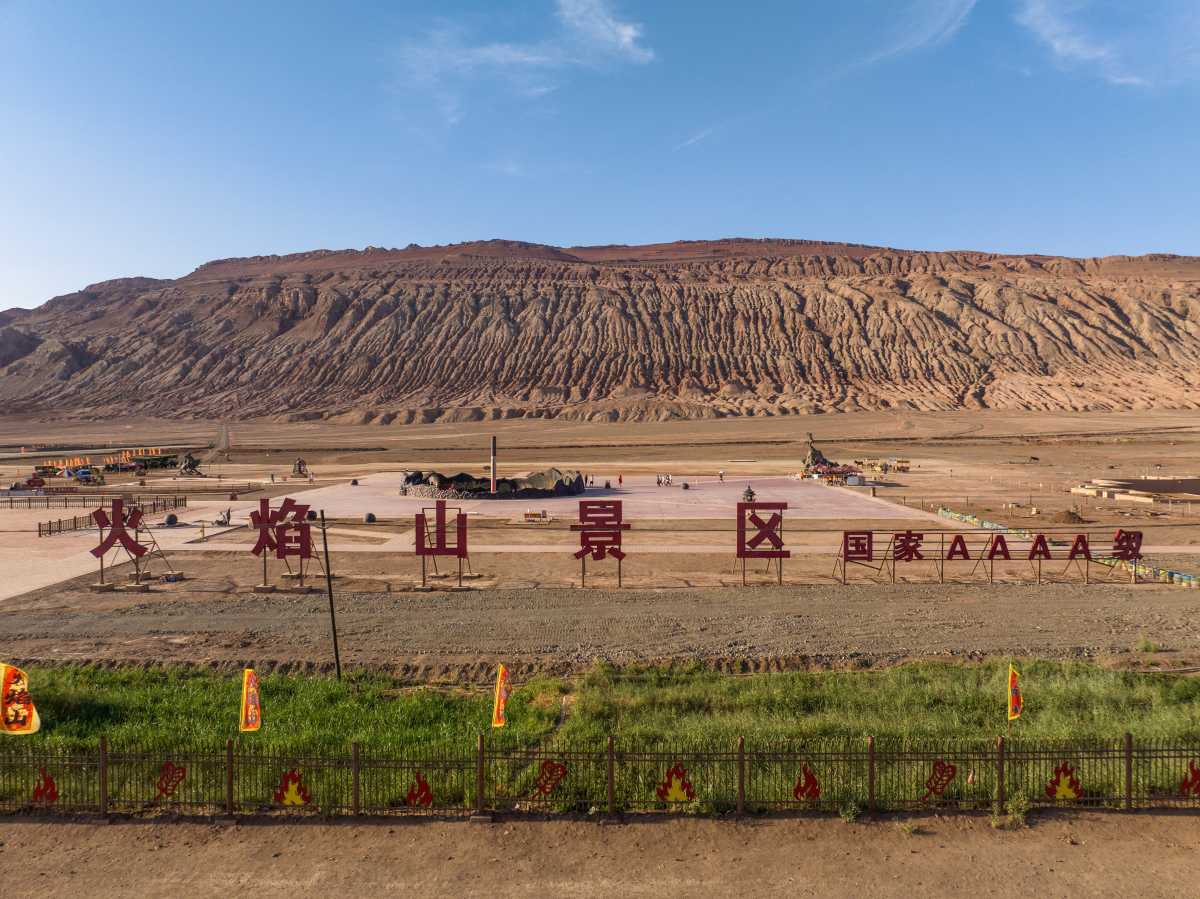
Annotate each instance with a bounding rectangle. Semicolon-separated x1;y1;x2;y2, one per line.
5;581;1197;681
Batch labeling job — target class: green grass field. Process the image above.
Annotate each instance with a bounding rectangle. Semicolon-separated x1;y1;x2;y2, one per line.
8;660;1200;753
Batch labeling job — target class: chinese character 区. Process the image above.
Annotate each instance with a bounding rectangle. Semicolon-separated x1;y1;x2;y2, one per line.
737;503;790;560
572;501;630;561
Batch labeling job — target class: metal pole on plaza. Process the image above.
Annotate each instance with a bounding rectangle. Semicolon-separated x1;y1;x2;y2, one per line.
319;510;342;680
490;436;497;494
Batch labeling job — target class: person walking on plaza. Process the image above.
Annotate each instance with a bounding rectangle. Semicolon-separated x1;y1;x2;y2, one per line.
718;470;724;483
618;474;623;487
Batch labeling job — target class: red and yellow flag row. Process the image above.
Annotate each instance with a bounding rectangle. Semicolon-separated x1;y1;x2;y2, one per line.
42;448;166;468
0;662;1025;738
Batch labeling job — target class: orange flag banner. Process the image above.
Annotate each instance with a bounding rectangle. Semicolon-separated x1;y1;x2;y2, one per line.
1;664;41;735
492;664;512;729
1008;664;1023;721
239;668;262;732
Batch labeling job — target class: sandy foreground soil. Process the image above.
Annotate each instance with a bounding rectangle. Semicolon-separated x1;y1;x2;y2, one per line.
2;810;1198;899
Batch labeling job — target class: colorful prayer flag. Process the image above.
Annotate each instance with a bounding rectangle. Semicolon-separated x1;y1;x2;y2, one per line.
239;668;261;732
1008;664;1022;721
1;664;41;735
492;664;512;729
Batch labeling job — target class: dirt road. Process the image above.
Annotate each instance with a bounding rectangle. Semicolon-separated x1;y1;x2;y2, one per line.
5;582;1196;679
3;810;1198;898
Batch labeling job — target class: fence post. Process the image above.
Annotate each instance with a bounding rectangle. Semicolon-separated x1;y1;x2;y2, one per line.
226;739;234;815
1125;733;1133;811
867;736;875;812
996;735;1004;815
476;733;485;815
737;736;745;814
98;735;108;817
606;736;615;815
352;742;360;816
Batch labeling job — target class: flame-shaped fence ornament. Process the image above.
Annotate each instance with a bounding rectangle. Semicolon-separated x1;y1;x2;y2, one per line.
656;764;695;802
406;771;433;808
273;768;312;806
155;762;186;799
31;767;58;804
921;760;957;801
1181;761;1200;797
13;736;1200;815
532;760;567;798
1045;761;1082;800
793;764;820;802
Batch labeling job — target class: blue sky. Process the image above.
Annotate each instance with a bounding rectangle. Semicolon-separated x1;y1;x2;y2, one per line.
1;1;1198;309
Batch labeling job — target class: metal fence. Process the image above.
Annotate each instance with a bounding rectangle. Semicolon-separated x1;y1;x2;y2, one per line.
36;496;189;537
2;495;112;509
2;735;1199;818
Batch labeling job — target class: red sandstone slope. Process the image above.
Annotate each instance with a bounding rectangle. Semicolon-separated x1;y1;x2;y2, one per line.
2;239;1199;422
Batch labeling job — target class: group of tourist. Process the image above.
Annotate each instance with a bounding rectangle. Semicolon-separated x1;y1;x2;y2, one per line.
655;474;676;486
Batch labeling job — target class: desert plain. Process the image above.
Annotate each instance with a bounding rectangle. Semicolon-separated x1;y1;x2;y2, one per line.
3;408;1199;677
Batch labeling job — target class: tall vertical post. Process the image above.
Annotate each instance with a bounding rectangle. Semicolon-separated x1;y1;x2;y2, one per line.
1125;733;1133;811
476;733;485;815
867;736;875;812
98;735;108;817
352;742;360;816
737;736;745;814
225;738;234;815
320;511;342;680
996;735;1005;815
607;736;615;815
490;436;497;494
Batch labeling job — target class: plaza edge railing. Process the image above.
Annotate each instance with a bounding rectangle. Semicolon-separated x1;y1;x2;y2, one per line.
36;496;189;537
3;735;1199;817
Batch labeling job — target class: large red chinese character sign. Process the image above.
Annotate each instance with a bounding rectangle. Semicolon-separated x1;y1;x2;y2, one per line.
250;498;315;592
736;502;789;585
572;500;630;587
1111;529;1143;583
834;530;881;584
90;498;147;593
415;500;468;587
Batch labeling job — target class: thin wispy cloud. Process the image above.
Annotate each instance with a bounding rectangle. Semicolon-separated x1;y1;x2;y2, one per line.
1016;0;1200;86
860;0;978;66
554;0;654;64
672;126;716;152
397;0;653;127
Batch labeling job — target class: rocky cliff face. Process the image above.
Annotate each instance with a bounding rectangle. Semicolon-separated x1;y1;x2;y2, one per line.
3;239;1199;422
